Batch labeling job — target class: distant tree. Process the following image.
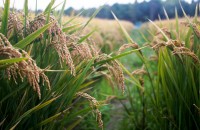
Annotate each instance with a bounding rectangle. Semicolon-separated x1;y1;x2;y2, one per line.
96;5;112;19
64;0;198;23
64;7;74;16
149;0;162;20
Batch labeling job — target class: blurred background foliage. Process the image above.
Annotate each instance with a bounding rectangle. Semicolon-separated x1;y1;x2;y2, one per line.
64;0;200;24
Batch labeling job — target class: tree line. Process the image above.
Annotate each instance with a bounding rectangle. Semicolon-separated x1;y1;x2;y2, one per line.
64;0;199;24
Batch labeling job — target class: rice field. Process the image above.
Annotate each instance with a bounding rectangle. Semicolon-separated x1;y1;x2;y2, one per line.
0;0;200;130
62;16;134;53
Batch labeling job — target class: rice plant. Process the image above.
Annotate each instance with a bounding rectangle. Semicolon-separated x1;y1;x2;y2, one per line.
115;4;200;130
1;0;200;129
0;0;126;129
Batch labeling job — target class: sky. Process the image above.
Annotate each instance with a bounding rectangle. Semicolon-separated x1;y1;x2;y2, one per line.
0;0;194;10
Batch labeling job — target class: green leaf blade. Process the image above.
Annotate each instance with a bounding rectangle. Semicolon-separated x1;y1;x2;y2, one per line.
1;0;10;36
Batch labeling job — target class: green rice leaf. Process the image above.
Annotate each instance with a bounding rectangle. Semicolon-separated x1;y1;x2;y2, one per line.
62;23;82;32
12;0;15;13
11;96;60;129
1;0;10;36
81;5;104;31
175;8;180;39
63;11;84;26
44;0;55;14
0;57;27;65
0;118;6;126
35;0;37;15
66;118;83;130
58;0;67;25
52;1;64;11
163;7;169;20
148;19;170;41
23;0;28;36
112;11;134;44
38;108;70;126
78;29;95;43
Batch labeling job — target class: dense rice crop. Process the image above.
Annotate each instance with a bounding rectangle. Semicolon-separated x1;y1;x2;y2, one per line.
1;0;200;130
0;0;125;129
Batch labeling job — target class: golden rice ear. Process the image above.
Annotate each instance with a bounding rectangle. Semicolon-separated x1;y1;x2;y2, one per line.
149;55;158;61
150;27;173;51
71;43;93;63
118;43;139;54
132;66;147;76
76;92;103;129
156;27;171;40
191;23;200;38
172;47;200;64
29;14;75;75
89;44;99;57
7;13;24;39
96;54;125;94
0;33;50;99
